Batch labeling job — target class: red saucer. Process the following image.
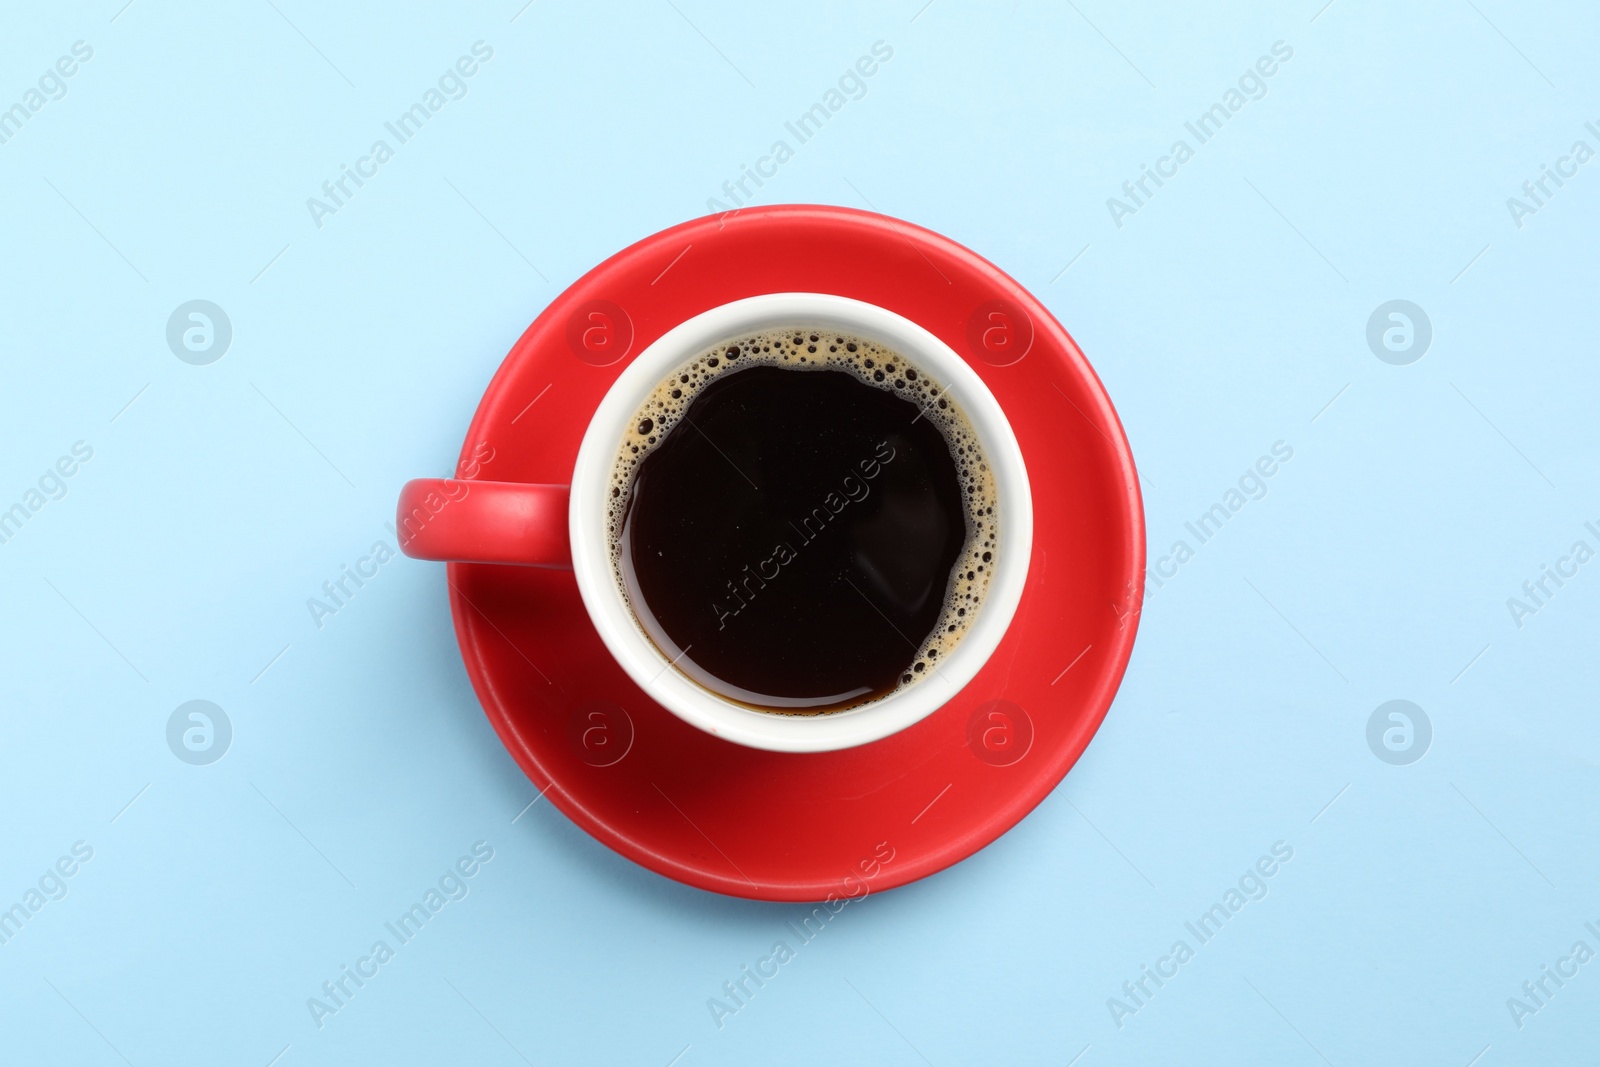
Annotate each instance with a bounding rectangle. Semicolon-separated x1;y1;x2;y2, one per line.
447;205;1144;901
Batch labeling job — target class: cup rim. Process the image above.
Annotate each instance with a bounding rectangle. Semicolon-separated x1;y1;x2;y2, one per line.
568;293;1033;752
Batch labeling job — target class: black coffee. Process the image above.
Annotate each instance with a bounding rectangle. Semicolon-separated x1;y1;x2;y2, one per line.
609;330;996;713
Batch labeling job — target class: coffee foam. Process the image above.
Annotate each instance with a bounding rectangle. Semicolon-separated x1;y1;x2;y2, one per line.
607;327;998;708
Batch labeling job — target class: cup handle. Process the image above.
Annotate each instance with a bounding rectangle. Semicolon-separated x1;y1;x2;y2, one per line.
396;479;572;569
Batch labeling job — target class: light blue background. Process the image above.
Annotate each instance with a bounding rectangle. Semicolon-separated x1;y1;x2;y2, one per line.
2;1;1597;1063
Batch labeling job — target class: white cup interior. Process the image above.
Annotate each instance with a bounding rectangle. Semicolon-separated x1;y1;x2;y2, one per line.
569;293;1032;752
